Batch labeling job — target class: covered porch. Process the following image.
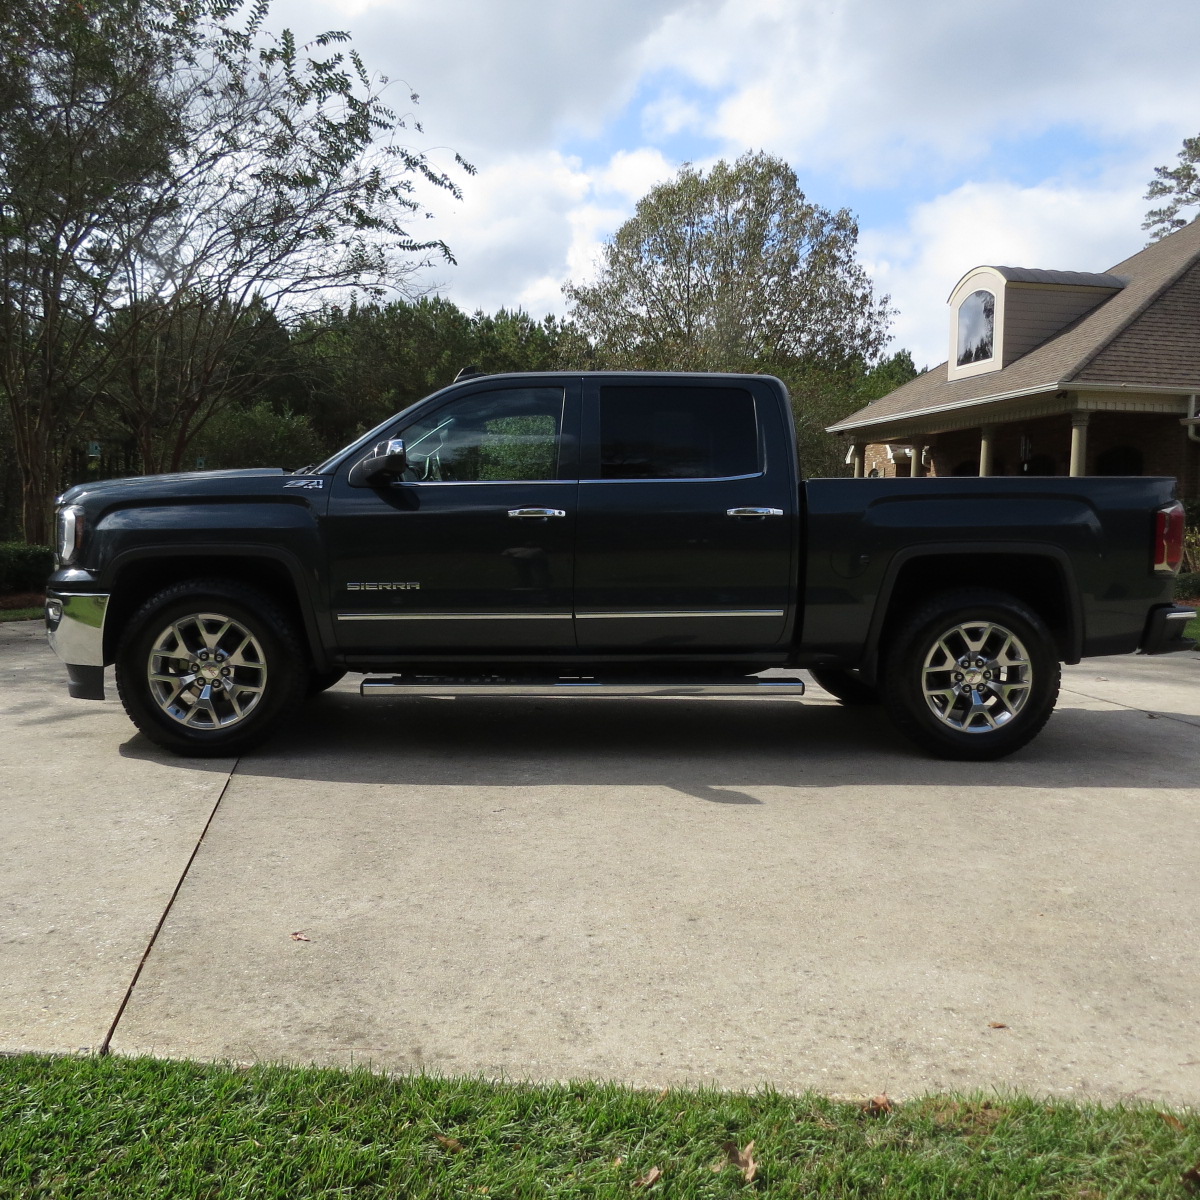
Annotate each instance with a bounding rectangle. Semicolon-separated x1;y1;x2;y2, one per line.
844;389;1198;494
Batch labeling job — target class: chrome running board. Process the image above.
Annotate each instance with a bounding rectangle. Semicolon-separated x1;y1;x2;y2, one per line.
360;674;805;698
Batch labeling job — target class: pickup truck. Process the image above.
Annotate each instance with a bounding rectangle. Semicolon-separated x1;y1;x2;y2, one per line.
44;371;1195;761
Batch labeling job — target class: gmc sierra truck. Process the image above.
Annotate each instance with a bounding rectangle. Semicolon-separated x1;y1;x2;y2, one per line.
44;371;1195;760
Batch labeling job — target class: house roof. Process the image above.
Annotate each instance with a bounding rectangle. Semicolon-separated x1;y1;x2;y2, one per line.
949;266;1128;298
831;217;1200;435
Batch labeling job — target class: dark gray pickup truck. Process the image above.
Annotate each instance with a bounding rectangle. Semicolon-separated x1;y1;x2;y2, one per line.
45;371;1194;760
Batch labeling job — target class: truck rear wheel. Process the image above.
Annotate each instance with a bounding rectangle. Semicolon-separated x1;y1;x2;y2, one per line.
881;589;1060;760
115;579;308;757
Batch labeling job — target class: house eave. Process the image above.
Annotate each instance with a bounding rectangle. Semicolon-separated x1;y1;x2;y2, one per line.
827;379;1200;436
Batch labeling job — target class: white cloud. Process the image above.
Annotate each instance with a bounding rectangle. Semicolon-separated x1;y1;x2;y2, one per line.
412;147;675;317
641;0;1200;184
860;178;1149;368
266;0;1199;338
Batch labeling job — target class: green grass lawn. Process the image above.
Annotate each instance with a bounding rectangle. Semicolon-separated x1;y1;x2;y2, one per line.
1;1055;1197;1198
0;606;42;621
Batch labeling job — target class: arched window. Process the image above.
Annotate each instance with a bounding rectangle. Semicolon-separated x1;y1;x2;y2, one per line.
957;290;995;365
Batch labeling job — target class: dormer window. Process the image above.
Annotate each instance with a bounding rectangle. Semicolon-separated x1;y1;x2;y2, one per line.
957;290;995;365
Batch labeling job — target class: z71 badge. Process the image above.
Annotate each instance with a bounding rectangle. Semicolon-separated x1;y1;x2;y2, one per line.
284;478;324;489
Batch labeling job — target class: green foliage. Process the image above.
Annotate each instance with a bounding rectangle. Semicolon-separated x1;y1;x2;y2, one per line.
0;542;53;594
293;298;584;452
1175;572;1200;600
563;151;892;370
1144;135;1200;240
189;402;322;472
0;0;469;540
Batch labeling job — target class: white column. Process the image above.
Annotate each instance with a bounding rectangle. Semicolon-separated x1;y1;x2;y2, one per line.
851;444;865;478
978;425;995;477
911;445;926;477
1069;412;1090;477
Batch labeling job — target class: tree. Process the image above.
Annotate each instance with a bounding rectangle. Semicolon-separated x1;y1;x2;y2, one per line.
0;0;182;541
1143;135;1200;240
562;151;898;475
563;152;891;372
1;0;468;541
291;299;585;455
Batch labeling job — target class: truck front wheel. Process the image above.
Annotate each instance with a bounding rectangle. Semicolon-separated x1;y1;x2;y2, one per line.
115;579;308;757
881;589;1060;761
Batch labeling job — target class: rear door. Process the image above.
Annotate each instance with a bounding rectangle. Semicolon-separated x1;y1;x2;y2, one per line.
573;377;797;651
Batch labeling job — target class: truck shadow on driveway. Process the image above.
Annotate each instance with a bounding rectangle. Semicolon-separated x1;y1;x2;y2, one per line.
120;691;1200;799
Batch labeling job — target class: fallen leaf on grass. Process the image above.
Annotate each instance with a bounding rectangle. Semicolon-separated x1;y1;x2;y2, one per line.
656;1086;669;1103
289;931;310;942
1182;1163;1200;1192
633;1166;662;1187
988;1022;1009;1029
435;1135;464;1153
862;1094;892;1115
711;1140;757;1182
1159;1112;1185;1132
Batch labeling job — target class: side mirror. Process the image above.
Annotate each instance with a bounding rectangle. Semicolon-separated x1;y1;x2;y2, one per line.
348;438;407;488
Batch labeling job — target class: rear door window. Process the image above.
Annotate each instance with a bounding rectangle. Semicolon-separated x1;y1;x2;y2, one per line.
597;386;759;479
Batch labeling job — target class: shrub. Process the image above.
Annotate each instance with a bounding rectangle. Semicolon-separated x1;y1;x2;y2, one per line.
1175;571;1200;601
0;543;54;594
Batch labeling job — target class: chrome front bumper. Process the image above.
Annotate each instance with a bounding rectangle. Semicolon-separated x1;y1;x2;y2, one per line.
45;591;110;699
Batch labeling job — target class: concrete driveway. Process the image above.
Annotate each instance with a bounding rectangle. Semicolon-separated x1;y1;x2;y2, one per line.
2;618;1198;1105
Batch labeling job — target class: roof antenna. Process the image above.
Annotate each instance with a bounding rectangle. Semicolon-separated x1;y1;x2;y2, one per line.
454;365;484;382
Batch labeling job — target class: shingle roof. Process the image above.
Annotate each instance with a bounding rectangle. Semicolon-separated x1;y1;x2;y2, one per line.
972;266;1127;290
830;218;1200;434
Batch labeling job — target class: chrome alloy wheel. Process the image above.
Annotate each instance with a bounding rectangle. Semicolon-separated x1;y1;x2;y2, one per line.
920;619;1033;733
146;612;268;729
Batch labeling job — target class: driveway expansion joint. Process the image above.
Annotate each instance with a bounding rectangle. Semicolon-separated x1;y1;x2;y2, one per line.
98;757;240;1056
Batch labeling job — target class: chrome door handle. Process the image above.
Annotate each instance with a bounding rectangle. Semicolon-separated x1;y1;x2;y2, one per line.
508;507;567;519
727;507;783;518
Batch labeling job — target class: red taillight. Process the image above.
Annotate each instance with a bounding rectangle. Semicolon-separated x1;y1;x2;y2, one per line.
1154;501;1185;574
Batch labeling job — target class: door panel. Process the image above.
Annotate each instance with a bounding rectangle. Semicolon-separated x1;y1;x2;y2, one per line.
573;380;796;651
326;383;579;654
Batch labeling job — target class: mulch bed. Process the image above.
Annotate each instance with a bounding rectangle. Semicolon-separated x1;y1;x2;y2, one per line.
0;592;43;610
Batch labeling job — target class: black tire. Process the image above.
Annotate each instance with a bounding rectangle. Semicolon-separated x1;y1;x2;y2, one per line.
881;588;1060;761
308;669;347;696
809;667;879;705
115;579;308;757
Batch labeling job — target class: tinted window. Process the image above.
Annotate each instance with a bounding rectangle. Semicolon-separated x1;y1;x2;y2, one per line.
399;387;565;482
598;386;758;479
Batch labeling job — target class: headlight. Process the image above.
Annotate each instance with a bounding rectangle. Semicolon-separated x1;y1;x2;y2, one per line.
56;505;85;566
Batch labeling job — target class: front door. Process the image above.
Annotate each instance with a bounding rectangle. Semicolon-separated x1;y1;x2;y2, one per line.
573;378;796;651
325;381;580;654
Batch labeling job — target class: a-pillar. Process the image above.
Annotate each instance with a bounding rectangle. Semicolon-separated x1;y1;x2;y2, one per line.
978;425;996;476
851;443;865;478
1069;412;1090;476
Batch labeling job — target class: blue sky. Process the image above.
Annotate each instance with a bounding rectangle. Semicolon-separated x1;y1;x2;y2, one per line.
273;0;1200;367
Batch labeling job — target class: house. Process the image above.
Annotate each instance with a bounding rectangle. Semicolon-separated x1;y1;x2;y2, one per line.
828;218;1200;497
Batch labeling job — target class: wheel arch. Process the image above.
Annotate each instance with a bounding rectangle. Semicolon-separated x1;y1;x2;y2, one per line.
101;546;329;670
863;544;1082;680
